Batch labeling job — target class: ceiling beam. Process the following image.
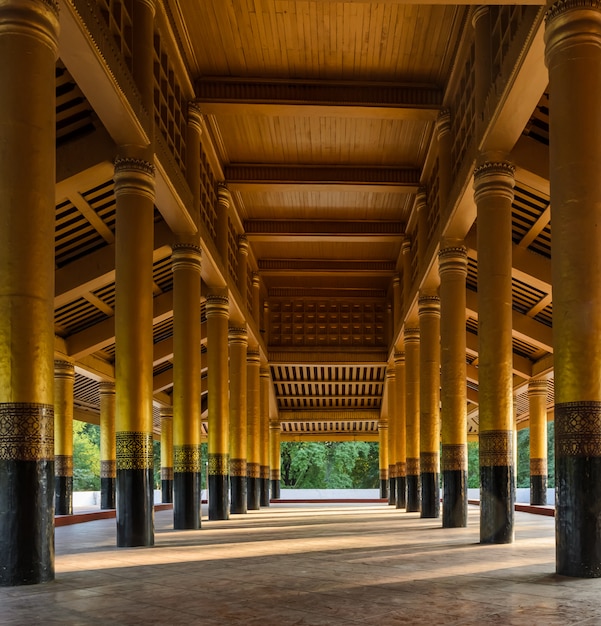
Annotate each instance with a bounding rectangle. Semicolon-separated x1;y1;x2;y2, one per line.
259;259;396;275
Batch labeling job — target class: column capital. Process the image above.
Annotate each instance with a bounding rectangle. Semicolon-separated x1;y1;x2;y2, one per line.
217;183;231;207
99;381;116;395
393;275;401;288
238;234;250;254
436;108;451;139
172;243;202;273
528;378;549;398
473;160;515;204
114;156;155;202
206;293;229;318
247;349;261;365
394;351;406;365
188;102;204;134
228;326;248;344
418;294;441;316
160;407;173;420
0;0;60;53
545;1;601;63
252;272;261;288
438;245;468;277
54;360;74;379
472;5;490;27
415;187;428;209
260;366;270;378
404;327;420;344
386;365;396;381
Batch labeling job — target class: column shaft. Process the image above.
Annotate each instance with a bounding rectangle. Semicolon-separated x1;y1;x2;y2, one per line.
260;367;271;506
405;327;421;512
395;352;407;509
247;349;261;510
387;366;397;505
270;420;281;498
378;420;389;499
229;327;248;514
238;236;249;312
528;379;548;506
160;409;173;504
100;382;116;509
54;361;74;516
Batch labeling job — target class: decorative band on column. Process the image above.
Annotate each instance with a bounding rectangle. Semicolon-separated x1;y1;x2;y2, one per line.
208;452;229;475
114;157;155;201
228;326;248;344
420;452;439;474
247;349;261;364
396;461;406;477
260;465;270;480
0;403;54;461
270;469;280;481
247;462;260;478
442;444;467;472
555;401;601;457
545;0;601;25
418;294;440;316
438;245;468;276
528;378;548;397
54;359;75;379
230;458;247;477
55;455;73;477
530;458;548;476
404;327;420;343
389;464;397;479
473;161;515;203
101;460;117;479
116;432;153;470
188;102;203;133
217;182;232;207
406;457;420;475
479;430;513;466
172;243;202;273
173;444;202;473
436;108;451;139
160;467;173;481
206;294;229;316
238;234;250;255
379;469;388;480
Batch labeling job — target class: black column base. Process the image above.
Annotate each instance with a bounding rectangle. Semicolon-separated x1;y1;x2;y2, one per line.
0;459;54;586
174;472;201;529
442;469;467;528
406;474;420;512
101;476;116;509
420;472;440;518
380;479;388;499
557;455;601;577
396;476;406;509
530;474;547;506
160;479;172;504
247;477;261;510
231;475;247;514
271;479;280;499
55;475;73;516
209;474;230;520
260;477;270;507
480;464;514;544
388;477;396;505
116;469;154;547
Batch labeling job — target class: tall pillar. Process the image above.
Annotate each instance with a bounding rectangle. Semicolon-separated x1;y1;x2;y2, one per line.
473;7;492;121
405;327;421;512
217;184;231;264
100;382;116;509
393;276;402;332
439;243;468;527
238;235;249;312
172;243;202;529
263;302;270;343
0;0;58;586
114;154;155;547
416;191;429;271
260;366;271;506
160;408;173;504
387;366;397;505
54;360;74;516
528;379;548;507
545;0;601;577
247;349;261;510
419;293;441;519
253;273;261;328
474;158;515;544
378;418;389;499
402;239;413;316
436;110;452;214
270;419;281;498
394;352;407;509
229;327;248;514
206;294;230;520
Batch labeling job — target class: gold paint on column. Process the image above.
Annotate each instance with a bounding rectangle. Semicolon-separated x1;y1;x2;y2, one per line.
116;432;153;470
439;244;468;470
160;408;173;480
393;276;401;332
54;360;74;468
173;445;202;473
402;239;413;315
238;236;249;309
386;365;396;481
436;110;452;214
473;7;492;121
206;294;230;473
394;352;407;479
419;294;441;463
416;191;429;271
253;274;261;327
131;0;156;130
270;419;281;481
260;366;271;482
172;243;202;472
528;379;548;475
405;327;420;475
186;103;203;227
229;327;248;478
217;185;231;264
247;349;261;477
379;419;389;481
100;382;116;478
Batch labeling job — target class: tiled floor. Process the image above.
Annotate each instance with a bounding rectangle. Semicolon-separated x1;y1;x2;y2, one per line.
2;503;601;625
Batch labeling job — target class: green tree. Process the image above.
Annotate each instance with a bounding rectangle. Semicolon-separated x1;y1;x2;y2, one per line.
516;428;530;488
153;440;161;489
73;420;100;491
467;440;479;488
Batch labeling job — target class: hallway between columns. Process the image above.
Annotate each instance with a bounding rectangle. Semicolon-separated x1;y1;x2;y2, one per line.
3;503;599;625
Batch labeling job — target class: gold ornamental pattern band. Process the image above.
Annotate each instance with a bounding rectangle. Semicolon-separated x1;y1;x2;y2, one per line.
442;444;467;472
379;469;388;480
396;461;406;477
406;457;420;476
388;464;397;479
479;430;513;467
101;460;117;479
230;458;247;477
530;458;548;477
0;403;54;461
555;401;601;457
116;432;153;470
173;444;202;473
270;469;280;481
260;465;270;480
160;467;173;481
55;454;73;477
208;452;229;476
247;462;260;479
420;452;439;474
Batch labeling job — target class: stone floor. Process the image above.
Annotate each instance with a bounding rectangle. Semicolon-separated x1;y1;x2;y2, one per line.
2;503;601;625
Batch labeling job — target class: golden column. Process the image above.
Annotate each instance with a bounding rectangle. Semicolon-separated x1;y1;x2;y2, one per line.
172;243;202;529
404;327;421;512
387;365;397;506
260;366;271;506
54;360;74;516
394;352;407;509
0;0;58;586
378;417;389;499
238;236;249;312
419;293;441;519
439;243;468;528
160;408;173;504
253;273;261;328
100;382;116;510
528;379;548;507
393;276;402;332
247;348;261;510
474;158;515;544
270;418;281;498
217;184;231;265
206;293;230;520
545;0;601;577
229;327;248;514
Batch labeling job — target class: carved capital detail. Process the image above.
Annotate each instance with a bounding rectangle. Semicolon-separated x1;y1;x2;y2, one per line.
555;401;601;457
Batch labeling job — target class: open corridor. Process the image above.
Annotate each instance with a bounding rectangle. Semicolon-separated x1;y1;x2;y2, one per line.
1;504;599;625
